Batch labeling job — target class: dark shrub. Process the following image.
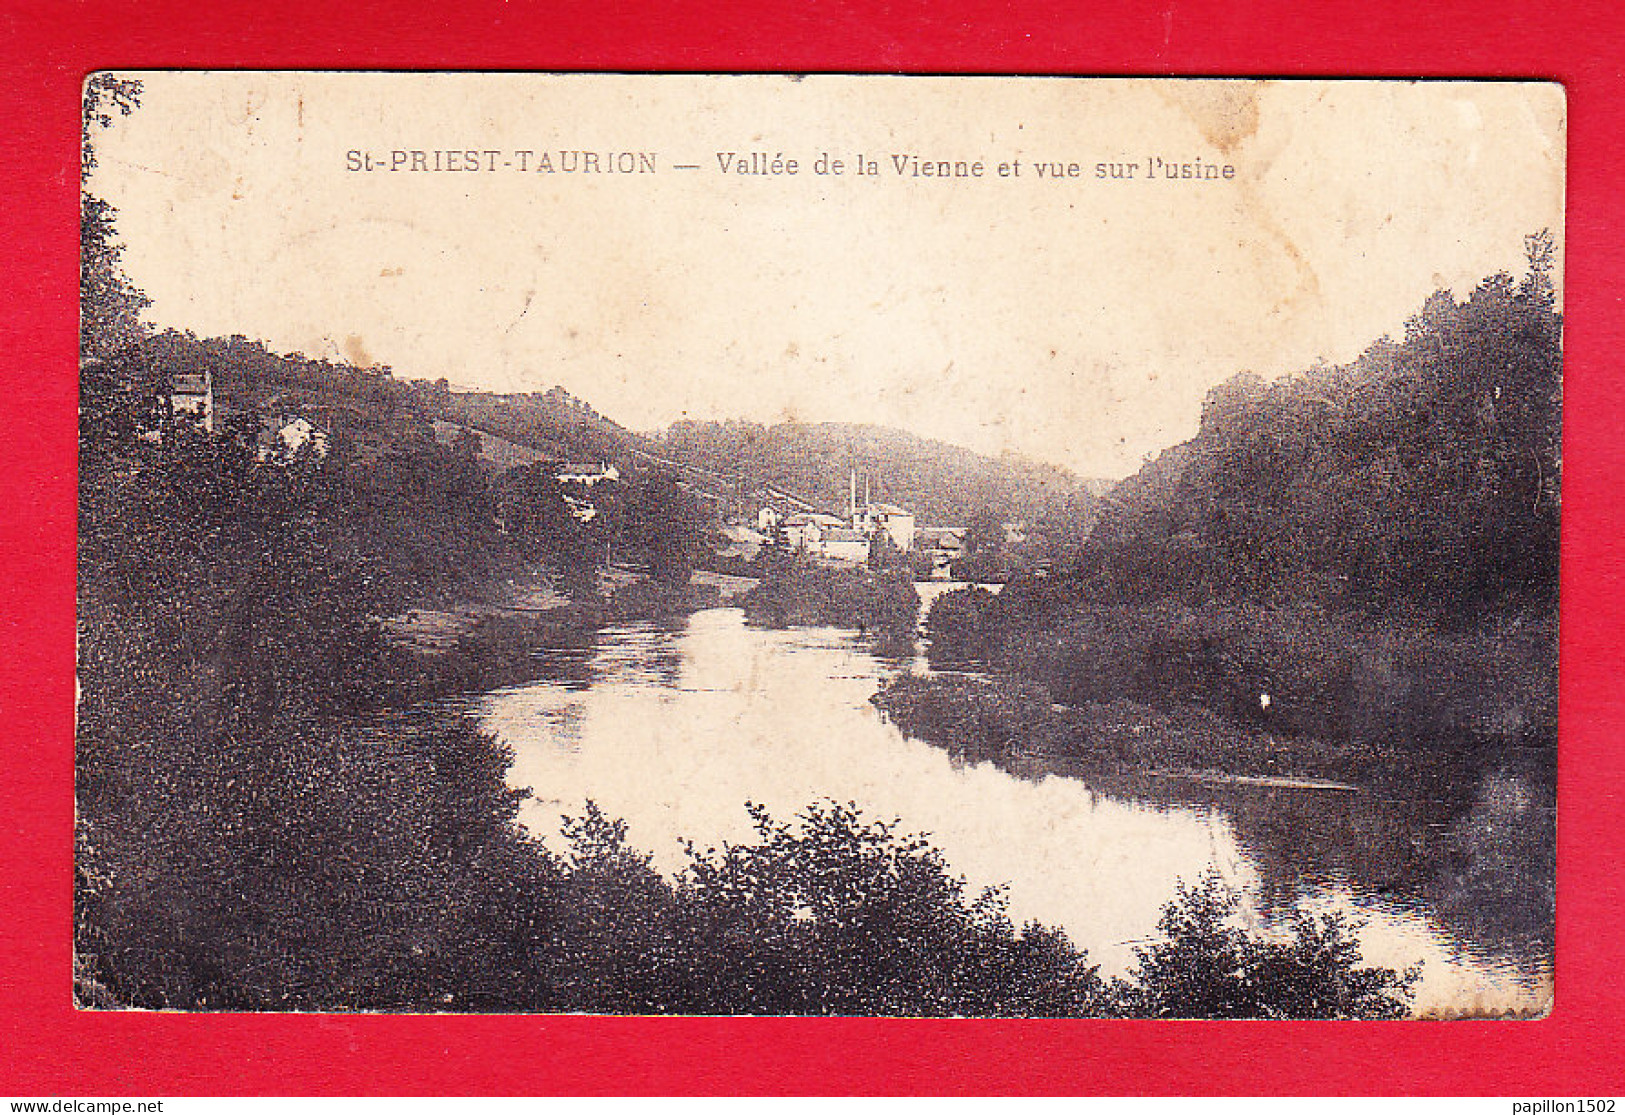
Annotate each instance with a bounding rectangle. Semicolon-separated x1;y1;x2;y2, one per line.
1123;873;1416;1019
740;564;920;636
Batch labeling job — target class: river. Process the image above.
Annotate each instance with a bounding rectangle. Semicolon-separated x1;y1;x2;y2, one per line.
475;587;1553;1017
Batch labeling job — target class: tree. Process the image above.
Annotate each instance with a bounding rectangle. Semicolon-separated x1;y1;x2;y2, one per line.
608;473;709;586
1521;228;1557;308
963;507;1007;559
1124;873;1416;1019
547;802;688;1013
866;522;901;571
499;465;577;559
673;800;1108;1016
495;463;604;598
80;75;154;477
81;75;150;360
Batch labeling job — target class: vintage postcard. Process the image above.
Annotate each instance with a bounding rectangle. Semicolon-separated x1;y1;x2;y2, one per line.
76;73;1562;1018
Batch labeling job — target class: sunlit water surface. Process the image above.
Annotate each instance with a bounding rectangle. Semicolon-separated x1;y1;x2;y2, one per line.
474;594;1552;1017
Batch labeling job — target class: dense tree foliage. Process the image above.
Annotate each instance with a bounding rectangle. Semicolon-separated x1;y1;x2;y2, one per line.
81;75;150;360
74;414;540;1007
433;386;635;468
495;462;602;594
1084;250;1559;614
538;800;1113;1016
1122;874;1416;1020
740;560;921;637
139;329;411;416
607;472;713;586
925;253;1560;753
672;801;1111;1016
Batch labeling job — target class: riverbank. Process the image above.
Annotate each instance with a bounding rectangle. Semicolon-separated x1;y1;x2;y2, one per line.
378;569;739;702
870;672;1477;796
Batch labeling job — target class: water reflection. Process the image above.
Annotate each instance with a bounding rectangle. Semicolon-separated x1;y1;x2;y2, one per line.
478;603;1551;1016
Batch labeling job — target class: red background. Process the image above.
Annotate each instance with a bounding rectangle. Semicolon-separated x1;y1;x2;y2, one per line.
3;0;1621;1095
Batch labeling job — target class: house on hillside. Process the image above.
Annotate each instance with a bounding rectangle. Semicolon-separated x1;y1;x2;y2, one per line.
169;372;213;432
562;493;599;523
253;395;333;461
555;462;620;485
262;414;329;460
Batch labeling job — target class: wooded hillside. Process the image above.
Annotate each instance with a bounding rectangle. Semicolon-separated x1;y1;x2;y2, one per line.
927;238;1561;752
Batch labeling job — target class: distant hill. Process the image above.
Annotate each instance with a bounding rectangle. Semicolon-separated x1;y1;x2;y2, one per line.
650;419;1094;526
127;332;649;473
124;331;1099;530
425;385;646;468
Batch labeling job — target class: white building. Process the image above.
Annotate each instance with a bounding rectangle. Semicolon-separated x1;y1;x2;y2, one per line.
562;493;599;522
856;502;916;552
844;470;916;551
272;415;328;458
555;462;620;485
169;372;213;432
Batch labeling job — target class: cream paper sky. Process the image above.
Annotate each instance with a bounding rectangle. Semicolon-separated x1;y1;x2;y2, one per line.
89;74;1565;478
